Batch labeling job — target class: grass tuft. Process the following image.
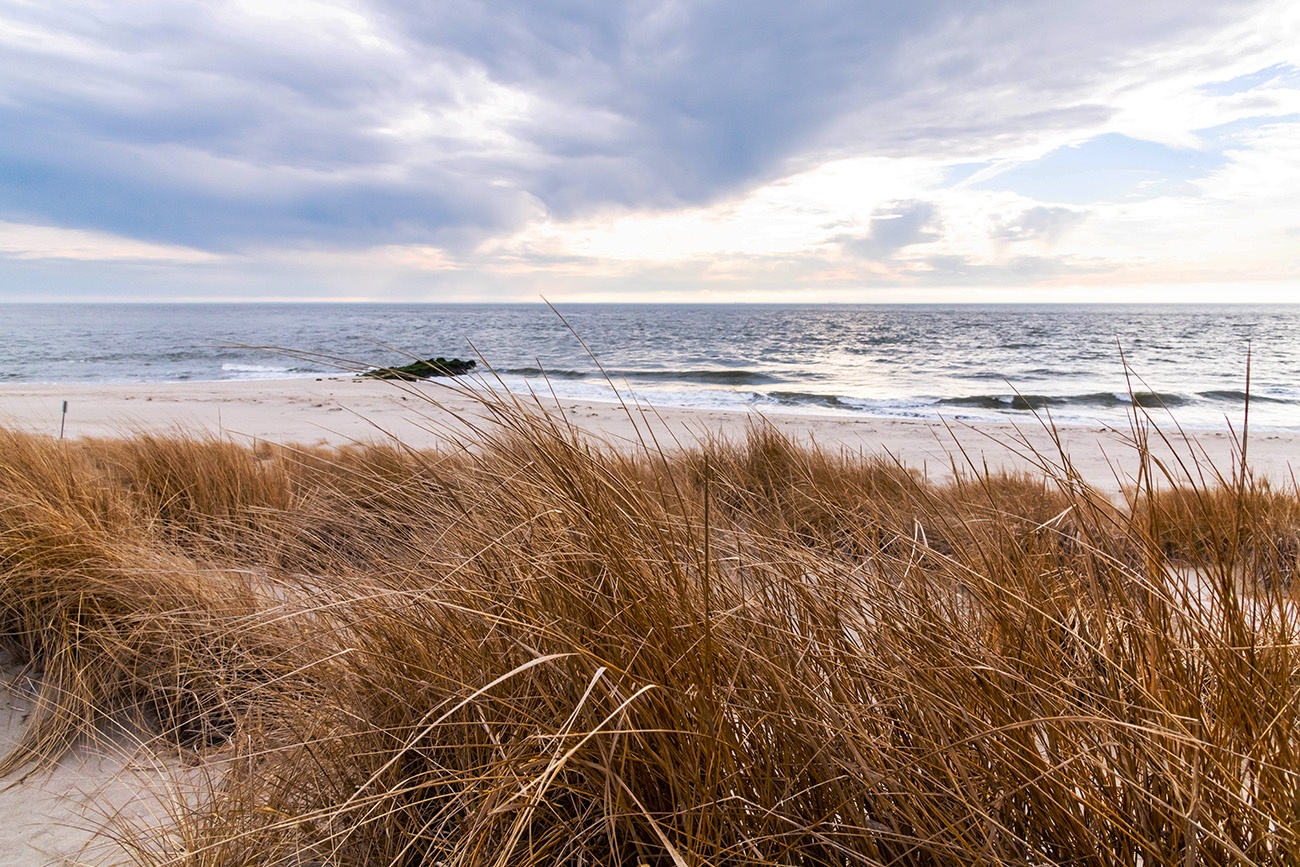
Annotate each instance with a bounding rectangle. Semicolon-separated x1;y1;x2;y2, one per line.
1;390;1298;866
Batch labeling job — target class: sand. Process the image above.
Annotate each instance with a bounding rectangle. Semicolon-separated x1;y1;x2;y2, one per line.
1;376;1296;494
0;375;1297;863
1;651;193;867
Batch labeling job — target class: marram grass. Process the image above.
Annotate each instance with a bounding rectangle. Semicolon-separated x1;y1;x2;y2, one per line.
1;393;1298;866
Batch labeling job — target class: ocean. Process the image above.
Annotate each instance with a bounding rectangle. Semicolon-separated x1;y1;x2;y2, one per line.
2;303;1298;430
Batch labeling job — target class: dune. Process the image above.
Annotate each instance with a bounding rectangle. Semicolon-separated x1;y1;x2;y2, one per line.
0;378;1297;864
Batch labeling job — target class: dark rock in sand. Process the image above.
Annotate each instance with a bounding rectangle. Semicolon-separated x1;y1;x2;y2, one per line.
361;357;477;380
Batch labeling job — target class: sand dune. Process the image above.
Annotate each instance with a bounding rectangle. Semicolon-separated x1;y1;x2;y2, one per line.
0;376;1296;863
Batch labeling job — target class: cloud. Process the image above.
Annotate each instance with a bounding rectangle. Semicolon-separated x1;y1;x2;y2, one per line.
990;206;1087;243
0;1;539;249
911;253;1089;284
841;201;943;259
0;220;218;262
0;0;1281;253
0;0;1296;301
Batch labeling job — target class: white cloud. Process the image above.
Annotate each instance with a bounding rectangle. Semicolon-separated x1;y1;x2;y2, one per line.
486;157;937;264
0;221;219;262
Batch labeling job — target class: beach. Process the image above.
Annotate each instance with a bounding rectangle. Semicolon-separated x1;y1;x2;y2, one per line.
1;376;1296;495
5;0;1298;856
2;376;1299;865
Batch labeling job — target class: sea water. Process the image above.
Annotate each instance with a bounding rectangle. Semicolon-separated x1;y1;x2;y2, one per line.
1;303;1297;430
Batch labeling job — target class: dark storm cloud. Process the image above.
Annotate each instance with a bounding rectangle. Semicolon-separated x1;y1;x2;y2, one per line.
0;0;1267;250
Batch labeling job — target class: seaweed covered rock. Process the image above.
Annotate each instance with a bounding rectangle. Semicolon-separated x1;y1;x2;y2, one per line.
362;357;477;380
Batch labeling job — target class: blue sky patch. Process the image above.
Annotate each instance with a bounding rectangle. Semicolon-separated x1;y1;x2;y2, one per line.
1195;113;1300;148
1199;63;1300;96
940;162;993;187
975;134;1228;204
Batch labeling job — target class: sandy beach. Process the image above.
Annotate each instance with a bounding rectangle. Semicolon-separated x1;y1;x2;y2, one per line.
1;376;1296;495
6;0;1298;858
1;376;1298;865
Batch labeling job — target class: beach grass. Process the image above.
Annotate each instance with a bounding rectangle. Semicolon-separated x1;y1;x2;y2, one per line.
1;391;1298;866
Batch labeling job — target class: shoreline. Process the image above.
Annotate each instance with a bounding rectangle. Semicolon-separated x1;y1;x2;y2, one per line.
2;377;1296;494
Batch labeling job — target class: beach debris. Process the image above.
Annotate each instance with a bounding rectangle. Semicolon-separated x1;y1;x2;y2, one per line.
361;357;477;380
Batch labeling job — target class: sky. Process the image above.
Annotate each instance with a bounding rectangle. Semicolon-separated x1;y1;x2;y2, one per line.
0;0;1297;303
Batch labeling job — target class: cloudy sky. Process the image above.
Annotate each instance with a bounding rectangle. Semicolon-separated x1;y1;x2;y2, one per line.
1;0;1297;302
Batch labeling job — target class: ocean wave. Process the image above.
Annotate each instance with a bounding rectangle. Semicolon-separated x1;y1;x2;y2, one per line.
502;367;780;386
618;369;781;386
764;391;858;410
498;366;590;380
221;363;294;373
939;391;1189;411
218;362;323;380
1197;389;1291;404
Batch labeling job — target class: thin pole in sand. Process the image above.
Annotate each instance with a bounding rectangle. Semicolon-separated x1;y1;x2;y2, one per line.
60;400;68;439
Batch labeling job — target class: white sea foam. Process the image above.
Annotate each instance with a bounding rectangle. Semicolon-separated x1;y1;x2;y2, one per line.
221;363;292;373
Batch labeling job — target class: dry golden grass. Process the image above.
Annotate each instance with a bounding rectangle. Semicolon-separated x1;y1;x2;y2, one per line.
1;392;1298;866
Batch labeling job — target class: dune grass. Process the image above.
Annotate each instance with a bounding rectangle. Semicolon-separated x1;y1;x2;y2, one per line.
1;392;1298;866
